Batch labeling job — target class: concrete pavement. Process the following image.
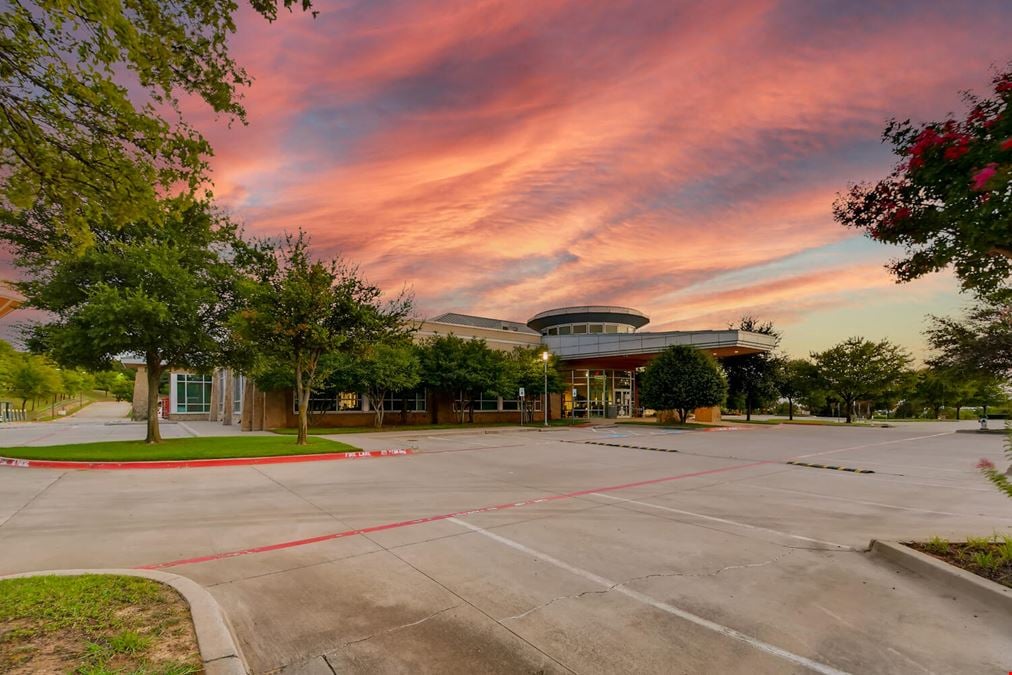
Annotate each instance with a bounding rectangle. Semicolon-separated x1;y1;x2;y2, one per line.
1;421;1010;673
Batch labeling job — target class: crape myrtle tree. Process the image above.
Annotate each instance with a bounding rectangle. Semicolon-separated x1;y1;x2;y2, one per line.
640;345;727;425
0;199;239;442
0;0;314;240
811;337;912;424
723;316;782;421
233;231;412;445
833;66;1012;295
347;341;421;428
417;335;504;424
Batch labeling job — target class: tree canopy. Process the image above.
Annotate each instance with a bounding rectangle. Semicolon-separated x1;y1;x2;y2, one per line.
417;335;505;424
233;231;412;444
810;337;912;423
1;199;238;441
640;345;726;425
0;0;313;238
834;66;1012;295
926;296;1012;379
723;316;782;421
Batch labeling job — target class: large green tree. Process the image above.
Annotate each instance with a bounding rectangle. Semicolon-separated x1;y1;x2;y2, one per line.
834;66;1012;294
6;353;61;411
1;199;239;442
640;345;727;425
0;0;313;238
347;341;421;428
926;296;1012;379
811;337;912;423
233;231;412;444
723;316;782;421
417;335;505;424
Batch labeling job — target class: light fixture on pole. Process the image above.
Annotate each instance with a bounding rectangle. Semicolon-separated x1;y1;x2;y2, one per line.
541;351;549;427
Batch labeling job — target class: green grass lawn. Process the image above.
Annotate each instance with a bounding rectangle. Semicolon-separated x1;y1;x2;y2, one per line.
0;436;360;462
270;419;588;435
0;574;200;673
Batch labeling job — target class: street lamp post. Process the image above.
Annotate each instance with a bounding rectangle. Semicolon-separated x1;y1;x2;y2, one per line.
541;351;549;427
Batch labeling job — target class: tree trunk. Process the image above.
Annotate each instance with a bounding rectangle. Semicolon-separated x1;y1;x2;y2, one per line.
955;405;962;421
295;365;309;446
845;398;853;424
788;397;794;421
372;391;385;428
145;355;162;444
745;397;752;422
679;408;689;425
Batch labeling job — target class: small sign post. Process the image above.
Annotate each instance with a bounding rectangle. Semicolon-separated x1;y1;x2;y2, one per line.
519;387;525;425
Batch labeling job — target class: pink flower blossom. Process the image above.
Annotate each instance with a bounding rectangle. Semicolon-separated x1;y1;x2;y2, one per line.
971;163;999;191
1001;138;1012;151
944;144;969;160
977;458;996;470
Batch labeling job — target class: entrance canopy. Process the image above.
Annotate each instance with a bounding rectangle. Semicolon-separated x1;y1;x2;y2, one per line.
543;329;777;368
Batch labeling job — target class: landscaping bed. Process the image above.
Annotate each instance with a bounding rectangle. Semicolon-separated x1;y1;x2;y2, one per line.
908;536;1012;589
0;574;200;674
0;436;359;462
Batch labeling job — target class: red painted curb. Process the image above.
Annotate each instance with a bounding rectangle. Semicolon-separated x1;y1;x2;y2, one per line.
138;458;772;570
0;449;413;471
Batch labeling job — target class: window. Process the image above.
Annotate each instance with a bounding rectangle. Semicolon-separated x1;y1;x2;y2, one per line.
504;396;541;411
456;392;499;411
558;326;571;335
605;325;618;333
293;390;361;413
547;327;558;335
338;392;360;411
175;373;212;413
589;324;604;333
572;324;587;334
233;375;243;414
380;389;427;412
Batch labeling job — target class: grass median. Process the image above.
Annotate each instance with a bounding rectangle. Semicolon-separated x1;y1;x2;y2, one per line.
0;436;360;462
270;419;586;435
0;574;200;674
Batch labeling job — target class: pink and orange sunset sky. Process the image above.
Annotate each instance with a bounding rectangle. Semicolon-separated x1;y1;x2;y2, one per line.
15;1;1012;358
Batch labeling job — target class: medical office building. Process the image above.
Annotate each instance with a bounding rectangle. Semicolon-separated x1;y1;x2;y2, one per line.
132;306;776;430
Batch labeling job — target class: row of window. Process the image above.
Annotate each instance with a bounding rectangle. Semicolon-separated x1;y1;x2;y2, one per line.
295;390;542;413
172;375;543;416
541;323;635;336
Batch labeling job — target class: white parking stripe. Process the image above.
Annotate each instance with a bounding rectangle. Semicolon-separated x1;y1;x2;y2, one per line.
794;431;953;460
449;517;851;675
591;493;852;549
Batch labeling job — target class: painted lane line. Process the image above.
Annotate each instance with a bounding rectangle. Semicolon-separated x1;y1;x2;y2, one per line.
0;449;413;471
793;432;953;460
591;493;852;550
448;517;850;675
757;484;1012;520
138;459;772;569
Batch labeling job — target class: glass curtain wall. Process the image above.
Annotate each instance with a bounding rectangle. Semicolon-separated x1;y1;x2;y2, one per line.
563;369;635;418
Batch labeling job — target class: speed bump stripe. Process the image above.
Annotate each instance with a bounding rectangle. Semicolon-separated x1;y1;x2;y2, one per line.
786;460;874;474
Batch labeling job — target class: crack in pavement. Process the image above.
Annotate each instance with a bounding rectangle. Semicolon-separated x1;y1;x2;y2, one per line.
502;549;795;622
341;603;463;647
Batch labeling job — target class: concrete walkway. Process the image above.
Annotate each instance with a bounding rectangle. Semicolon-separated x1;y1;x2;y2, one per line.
1;421;1010;674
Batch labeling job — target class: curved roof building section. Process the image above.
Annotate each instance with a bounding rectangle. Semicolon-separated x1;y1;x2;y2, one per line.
527;306;650;332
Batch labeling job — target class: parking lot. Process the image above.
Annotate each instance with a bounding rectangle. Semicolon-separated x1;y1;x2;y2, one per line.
1;420;1010;674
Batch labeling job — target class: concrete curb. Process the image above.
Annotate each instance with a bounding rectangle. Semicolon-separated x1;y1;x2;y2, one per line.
0;568;248;674
0;448;412;471
869;540;1012;614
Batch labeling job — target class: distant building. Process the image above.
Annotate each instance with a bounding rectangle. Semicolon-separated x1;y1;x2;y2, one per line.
133;306;775;429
